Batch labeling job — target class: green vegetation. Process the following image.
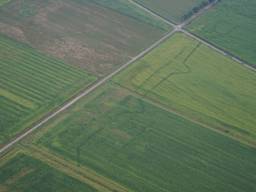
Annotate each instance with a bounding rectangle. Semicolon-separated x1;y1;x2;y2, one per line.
0;0;170;76
33;84;256;192
1;1;256;192
133;0;206;22
0;0;9;6
0;34;96;145
114;33;256;144
189;0;256;66
77;0;170;31
182;0;217;21
0;152;97;192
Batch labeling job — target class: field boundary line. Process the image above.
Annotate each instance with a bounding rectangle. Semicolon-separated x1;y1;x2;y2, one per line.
129;0;256;73
112;82;256;149
0;29;177;154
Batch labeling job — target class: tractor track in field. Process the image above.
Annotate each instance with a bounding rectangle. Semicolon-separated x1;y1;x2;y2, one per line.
144;42;201;96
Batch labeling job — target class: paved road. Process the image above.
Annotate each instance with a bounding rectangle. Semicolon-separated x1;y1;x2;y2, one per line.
129;0;256;72
0;29;177;154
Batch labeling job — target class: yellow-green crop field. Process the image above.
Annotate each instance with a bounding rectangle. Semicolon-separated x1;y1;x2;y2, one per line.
114;32;256;145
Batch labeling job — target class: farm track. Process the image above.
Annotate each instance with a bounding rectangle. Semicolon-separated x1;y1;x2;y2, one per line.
1;0;255;155
0;29;177;155
129;0;256;72
20;145;131;192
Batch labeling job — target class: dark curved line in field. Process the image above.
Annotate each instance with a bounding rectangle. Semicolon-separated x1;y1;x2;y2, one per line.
145;43;201;96
135;48;186;93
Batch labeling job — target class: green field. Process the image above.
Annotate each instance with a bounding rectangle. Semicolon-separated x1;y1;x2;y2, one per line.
86;0;169;30
114;33;256;144
30;84;256;192
0;35;96;145
1;1;256;191
189;0;256;66
0;0;9;6
133;0;206;22
0;152;97;192
0;0;170;76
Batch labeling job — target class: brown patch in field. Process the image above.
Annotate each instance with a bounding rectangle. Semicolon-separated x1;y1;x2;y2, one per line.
111;128;131;141
34;1;63;25
0;185;8;192
45;37;122;75
113;87;130;98
0;0;164;76
47;37;117;62
0;22;27;43
5;168;34;185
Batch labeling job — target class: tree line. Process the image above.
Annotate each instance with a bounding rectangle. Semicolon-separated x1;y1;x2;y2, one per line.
182;0;220;21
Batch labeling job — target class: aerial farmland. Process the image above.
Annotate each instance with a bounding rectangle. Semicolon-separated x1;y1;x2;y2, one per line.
133;0;207;22
188;0;256;67
0;0;256;192
0;0;170;76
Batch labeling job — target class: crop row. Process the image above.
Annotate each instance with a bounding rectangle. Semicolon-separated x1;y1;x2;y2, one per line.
0;35;95;144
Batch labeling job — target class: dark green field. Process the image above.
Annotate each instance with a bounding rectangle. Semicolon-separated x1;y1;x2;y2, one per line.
133;0;205;22
114;33;256;145
189;0;256;66
0;0;170;76
0;152;97;192
0;35;95;145
31;84;256;192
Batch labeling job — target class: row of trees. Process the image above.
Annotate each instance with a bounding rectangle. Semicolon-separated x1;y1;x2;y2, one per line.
182;0;220;21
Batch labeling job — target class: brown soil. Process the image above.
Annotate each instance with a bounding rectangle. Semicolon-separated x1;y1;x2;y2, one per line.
0;22;27;43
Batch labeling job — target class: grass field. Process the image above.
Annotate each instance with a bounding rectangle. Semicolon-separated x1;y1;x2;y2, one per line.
30;84;256;192
0;152;97;192
114;32;256;145
133;0;206;23
188;0;256;66
0;34;95;145
0;0;9;6
86;0;169;30
0;0;170;76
